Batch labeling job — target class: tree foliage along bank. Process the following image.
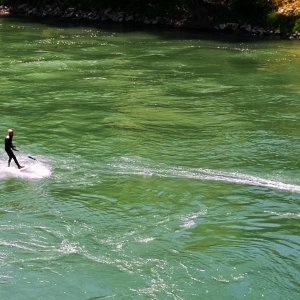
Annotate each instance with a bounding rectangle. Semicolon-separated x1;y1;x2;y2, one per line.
1;1;300;32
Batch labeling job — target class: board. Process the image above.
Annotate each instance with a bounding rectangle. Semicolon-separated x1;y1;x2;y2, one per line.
19;166;29;172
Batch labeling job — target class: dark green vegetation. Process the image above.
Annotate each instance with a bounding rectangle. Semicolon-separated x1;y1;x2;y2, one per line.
268;10;300;32
1;0;276;20
2;0;300;32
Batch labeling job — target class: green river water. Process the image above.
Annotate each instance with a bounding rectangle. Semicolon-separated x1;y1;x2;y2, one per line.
0;17;300;299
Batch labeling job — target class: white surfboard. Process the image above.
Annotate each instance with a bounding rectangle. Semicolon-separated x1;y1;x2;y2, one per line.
19;166;29;172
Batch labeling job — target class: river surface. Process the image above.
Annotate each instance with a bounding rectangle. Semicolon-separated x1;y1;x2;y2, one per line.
0;17;300;299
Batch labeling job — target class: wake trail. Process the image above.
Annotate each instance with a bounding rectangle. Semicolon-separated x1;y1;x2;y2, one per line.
111;158;300;193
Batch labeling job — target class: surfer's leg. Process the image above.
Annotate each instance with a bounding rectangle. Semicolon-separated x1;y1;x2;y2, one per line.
13;156;22;168
7;151;21;169
6;150;12;167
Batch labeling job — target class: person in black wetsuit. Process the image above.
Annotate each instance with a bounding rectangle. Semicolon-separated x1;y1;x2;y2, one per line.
4;129;23;169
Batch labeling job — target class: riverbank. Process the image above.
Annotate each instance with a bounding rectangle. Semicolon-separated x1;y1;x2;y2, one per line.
1;4;299;39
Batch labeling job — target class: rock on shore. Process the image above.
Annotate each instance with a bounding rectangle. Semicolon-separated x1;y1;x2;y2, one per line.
215;22;300;39
0;5;10;16
1;3;299;39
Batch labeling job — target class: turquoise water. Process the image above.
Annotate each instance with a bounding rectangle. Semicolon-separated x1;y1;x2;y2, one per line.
0;17;300;299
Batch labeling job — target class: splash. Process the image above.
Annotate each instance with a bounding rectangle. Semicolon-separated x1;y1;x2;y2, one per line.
0;155;51;180
111;157;300;193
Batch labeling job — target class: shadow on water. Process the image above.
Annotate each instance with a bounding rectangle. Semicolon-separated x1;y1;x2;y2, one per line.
3;15;284;44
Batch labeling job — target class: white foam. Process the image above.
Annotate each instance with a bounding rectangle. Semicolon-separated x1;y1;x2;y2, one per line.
0;156;51;180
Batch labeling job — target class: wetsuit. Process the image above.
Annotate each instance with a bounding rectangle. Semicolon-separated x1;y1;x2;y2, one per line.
4;135;21;168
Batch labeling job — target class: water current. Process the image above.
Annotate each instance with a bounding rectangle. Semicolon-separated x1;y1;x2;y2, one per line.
0;17;300;299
